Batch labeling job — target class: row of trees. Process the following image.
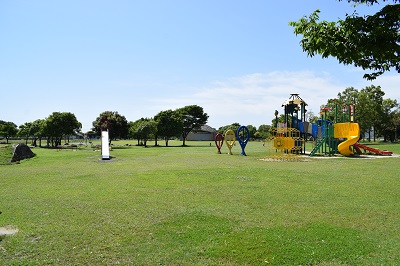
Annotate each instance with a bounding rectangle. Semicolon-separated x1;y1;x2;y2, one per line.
217;123;272;140
91;107;272;146
90;105;209;147
0;105;208;148
1;112;81;146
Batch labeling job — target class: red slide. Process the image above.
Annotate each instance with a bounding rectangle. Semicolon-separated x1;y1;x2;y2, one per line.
353;143;393;156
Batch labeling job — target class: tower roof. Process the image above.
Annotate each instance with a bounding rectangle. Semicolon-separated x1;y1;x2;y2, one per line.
281;93;307;106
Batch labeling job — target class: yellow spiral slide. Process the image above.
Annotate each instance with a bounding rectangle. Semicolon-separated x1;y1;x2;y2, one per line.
334;123;360;156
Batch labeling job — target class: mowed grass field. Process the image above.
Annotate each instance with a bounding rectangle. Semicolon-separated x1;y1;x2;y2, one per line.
1;140;400;265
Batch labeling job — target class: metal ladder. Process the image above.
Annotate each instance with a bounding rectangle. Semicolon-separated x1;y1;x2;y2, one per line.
309;136;326;157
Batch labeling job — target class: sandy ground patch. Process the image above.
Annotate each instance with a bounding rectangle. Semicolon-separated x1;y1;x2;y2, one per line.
260;153;400;161
0;226;18;236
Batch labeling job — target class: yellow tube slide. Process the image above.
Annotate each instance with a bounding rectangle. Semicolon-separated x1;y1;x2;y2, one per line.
334;123;360;156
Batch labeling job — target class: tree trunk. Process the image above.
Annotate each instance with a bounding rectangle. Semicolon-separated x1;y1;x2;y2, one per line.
182;132;188;146
373;126;376;142
56;137;62;147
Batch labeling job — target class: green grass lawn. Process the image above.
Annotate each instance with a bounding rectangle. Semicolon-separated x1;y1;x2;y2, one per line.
1;140;400;265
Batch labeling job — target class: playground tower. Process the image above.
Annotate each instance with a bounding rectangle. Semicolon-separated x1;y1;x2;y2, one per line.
282;94;307;154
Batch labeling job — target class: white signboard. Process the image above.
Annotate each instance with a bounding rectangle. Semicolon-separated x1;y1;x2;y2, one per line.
101;131;110;160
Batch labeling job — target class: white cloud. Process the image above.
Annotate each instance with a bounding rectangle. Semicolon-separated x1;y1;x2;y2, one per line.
364;74;400;101
148;70;345;129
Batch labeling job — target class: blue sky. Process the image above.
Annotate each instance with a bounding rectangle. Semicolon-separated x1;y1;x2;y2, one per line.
1;1;399;132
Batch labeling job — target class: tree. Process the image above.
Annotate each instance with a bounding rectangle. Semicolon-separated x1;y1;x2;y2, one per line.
31;119;45;147
218;123;241;134
290;0;400;80
246;125;257;140
154;109;183;147
18;120;48;146
0;121;18;144
136;118;158;147
43;112;81;147
176;105;209;146
128;119;144;145
321;87;359;122
393;108;400;141
358;85;386;141
305;110;319;123
18;122;33;145
336;87;359;105
254;124;271;140
92;111;129;143
379;98;398;141
270;115;286;127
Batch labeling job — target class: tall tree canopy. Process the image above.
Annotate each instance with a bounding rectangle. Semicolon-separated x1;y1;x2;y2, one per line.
154;109;183;147
31;119;46;147
0;120;18;144
290;0;400;80
43;112;81;147
92;111;129;143
136;118;157;147
176;105;209;146
18;122;33;145
18;119;46;147
254;124;272;140
218;123;241;134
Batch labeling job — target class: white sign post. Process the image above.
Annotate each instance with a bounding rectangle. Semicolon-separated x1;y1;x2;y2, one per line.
101;130;110;160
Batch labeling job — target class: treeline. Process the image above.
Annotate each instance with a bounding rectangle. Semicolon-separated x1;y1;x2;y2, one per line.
92;105;208;147
0;105;209;147
0;112;81;147
217;123;271;141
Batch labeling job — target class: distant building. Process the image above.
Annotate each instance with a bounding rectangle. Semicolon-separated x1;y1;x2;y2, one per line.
185;125;217;141
364;127;376;140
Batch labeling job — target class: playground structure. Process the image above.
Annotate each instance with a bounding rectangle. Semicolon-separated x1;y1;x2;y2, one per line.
264;94;308;157
353;142;393;155
266;94;393;157
264;126;305;160
214;126;250;155
335;122;360;156
99;117;111;160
